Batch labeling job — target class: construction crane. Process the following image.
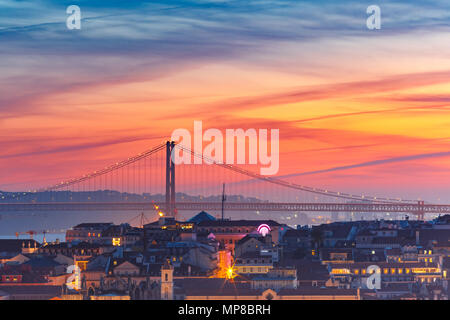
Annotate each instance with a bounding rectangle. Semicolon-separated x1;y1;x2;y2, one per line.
221;183;227;221
15;230;47;240
152;201;165;218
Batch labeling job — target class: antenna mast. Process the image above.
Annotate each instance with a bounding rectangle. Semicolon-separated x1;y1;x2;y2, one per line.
221;183;226;221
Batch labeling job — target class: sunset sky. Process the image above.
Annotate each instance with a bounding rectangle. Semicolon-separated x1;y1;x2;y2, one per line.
1;0;450;202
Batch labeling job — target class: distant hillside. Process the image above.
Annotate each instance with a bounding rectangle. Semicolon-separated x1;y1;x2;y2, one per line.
0;190;265;204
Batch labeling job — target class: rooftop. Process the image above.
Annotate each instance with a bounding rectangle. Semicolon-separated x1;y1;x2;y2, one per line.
73;222;113;230
197;219;280;227
0;239;40;253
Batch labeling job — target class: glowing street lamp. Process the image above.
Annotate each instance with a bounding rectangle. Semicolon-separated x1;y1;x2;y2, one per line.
225;266;237;280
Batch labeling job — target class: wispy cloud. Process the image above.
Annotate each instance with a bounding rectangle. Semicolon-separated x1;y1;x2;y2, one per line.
279;151;450;178
0;135;166;159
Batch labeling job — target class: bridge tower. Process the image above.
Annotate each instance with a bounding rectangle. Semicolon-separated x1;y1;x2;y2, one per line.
165;141;176;218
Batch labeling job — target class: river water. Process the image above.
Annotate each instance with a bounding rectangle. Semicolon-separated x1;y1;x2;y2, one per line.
0;209;303;241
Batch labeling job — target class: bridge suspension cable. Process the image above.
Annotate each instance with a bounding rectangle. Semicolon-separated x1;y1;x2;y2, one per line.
38;143;166;192
174;144;417;204
7;141;420;204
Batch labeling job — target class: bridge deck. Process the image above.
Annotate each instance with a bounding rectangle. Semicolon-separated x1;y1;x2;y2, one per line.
0;202;448;214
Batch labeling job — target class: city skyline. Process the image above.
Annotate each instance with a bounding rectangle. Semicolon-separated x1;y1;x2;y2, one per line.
1;1;450;303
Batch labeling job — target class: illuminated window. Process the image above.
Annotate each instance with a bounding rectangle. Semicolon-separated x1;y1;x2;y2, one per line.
405;269;410;274
362;269;366;275
383;269;388;274
354;269;359;275
112;238;121;246
429;258;433;263
391;268;396;274
398;269;403;274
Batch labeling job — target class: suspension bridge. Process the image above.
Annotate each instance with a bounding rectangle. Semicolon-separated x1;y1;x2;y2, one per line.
1;141;449;220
